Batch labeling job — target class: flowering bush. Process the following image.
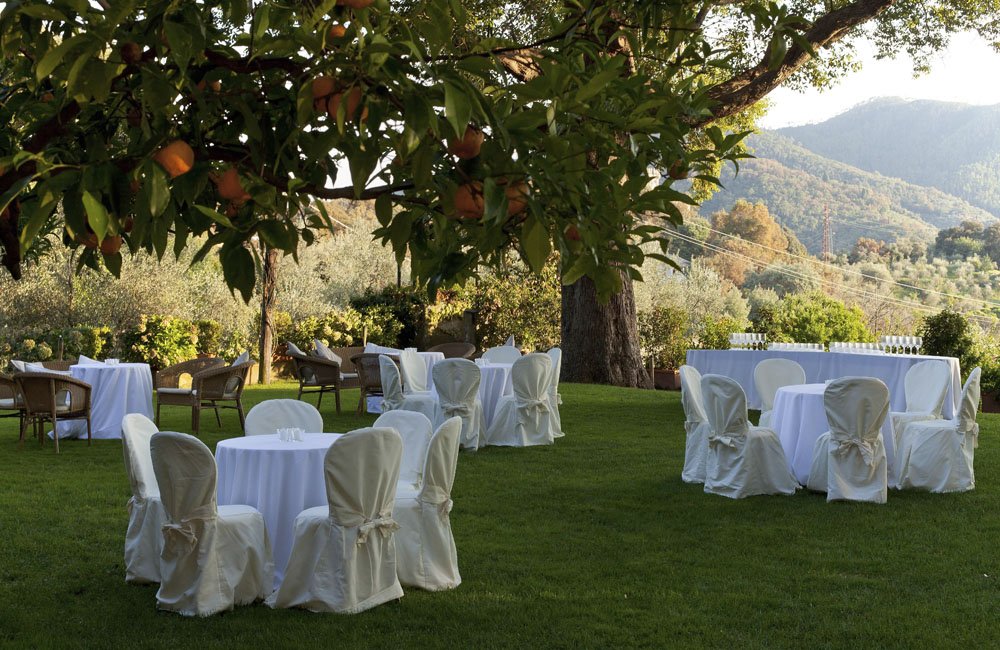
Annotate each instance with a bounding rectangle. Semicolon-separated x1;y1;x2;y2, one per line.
120;316;198;371
6;326;111;363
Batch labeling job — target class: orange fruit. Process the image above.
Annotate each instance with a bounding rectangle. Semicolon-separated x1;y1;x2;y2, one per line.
123;217;134;233
100;235;122;255
327;87;367;121
154;140;194;178
129;179;141;195
41;93;54;103
126;109;142;127
448;126;484;159
328;24;347;39
338;0;374;7
313;76;336;99
216;167;250;202
566;225;581;241
453;182;484;220
224;202;239;218
504;181;528;216
120;41;142;64
668;160;688;180
78;232;99;249
197;80;221;93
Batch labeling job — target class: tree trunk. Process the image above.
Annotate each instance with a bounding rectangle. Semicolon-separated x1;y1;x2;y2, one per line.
561;270;651;388
258;245;279;385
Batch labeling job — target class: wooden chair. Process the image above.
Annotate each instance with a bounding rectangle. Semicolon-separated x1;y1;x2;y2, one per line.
350;353;396;419
156;358;253;436
428;342;476;359
288;352;345;414
0;373;25;432
15;372;92;453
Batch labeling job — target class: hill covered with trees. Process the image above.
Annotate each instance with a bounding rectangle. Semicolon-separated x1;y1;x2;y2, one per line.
778;98;1000;218
699;130;993;253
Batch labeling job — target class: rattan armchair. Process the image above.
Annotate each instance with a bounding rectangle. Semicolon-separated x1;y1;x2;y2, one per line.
155;357;253;435
0;373;24;432
428;342;476;359
289;352;346;414
350;353;397;419
15;372;92;453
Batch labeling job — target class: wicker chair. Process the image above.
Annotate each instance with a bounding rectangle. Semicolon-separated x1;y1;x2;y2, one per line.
15;372;92;453
39;360;74;371
350;353;396;419
156;358;253;435
428;342;476;359
288;352;345;414
0;373;24;431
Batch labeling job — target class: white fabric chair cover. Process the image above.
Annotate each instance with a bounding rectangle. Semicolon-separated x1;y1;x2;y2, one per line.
504;335;516;346
482;346;523;364
121;413;167;583
700;374;797;499
806;377;889;503
394;417;462;590
546;348;564;438
753;358;806;429
380;355;436;420
244;399;323;436
374;410;433;489
889;359;952;447
896;367;981;493
679;365;711;484
267;427;405;613
150;431;273;616
484;353;555;447
432;359;486;451
400;349;429;394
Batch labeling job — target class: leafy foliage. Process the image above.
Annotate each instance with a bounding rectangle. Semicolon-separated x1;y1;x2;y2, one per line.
2;325;111;366
637;306;689;370
194;319;222;356
119;315;198;371
918;309;980;378
767;292;874;346
349;285;429;348
472;257;561;351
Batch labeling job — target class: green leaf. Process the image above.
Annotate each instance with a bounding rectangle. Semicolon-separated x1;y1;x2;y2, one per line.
375;193;392;227
443;80;472;139
257;220;296;252
81;191;109;241
221;242;255;302
102;251;122;277
193;204;235;229
18;200;57;255
149;165;170;217
576;56;626;103
35;35;87;81
521;217;550;273
296;81;313;126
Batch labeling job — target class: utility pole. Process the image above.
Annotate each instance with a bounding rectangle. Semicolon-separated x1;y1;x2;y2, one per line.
822;202;831;259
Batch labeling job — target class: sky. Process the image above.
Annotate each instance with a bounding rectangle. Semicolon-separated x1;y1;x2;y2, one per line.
759;31;1000;129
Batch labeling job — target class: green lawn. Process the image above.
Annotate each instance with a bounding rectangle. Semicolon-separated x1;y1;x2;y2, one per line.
2;382;999;648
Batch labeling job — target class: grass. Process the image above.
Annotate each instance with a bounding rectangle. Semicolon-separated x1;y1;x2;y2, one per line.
2;381;1000;648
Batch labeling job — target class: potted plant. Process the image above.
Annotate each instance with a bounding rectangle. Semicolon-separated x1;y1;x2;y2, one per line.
638;306;690;390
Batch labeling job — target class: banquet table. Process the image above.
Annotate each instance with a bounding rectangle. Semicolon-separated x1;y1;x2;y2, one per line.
772;383;896;486
685;349;961;417
56;362;154;439
216;433;341;588
365;350;446;414
459;361;513;428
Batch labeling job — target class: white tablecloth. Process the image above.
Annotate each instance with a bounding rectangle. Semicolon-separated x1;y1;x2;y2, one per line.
685;349;961;417
56;363;154;439
471;362;514;428
366;351;445;414
216;433;341;588
772;383;895;485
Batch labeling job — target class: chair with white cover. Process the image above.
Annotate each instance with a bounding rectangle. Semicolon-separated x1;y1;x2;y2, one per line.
379;355;437;421
679;365;711;484
121;413;168;584
394;416;462;590
150;431;273;616
895;367;982;493
482;346;522;364
700;374;798;499
399;349;431;395
267;427;405;613
432;359;485;451
546;348;564;438
374;410;433;491
805;377;890;503
753;358;807;428
888;359;952;447
244;399;323;436
484;353;555;447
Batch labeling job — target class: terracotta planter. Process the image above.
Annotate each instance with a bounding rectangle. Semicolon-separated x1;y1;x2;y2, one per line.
652;369;681;391
982;392;1000;414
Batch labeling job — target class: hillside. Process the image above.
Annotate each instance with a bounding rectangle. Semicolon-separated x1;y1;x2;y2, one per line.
698;131;994;254
778;97;1000;218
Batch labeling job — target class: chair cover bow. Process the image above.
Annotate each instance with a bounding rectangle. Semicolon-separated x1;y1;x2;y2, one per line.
962;422;980;449
161;506;216;551
709;432;742;448
516;397;550;424
357;515;400;546
834;438;876;466
438;497;454;522
440;402;474;419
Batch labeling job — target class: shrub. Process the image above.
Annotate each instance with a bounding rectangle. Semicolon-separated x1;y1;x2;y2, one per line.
768;292;873;346
697;316;740;350
6;326;112;363
120;316;198;371
194;319;223;356
918;309;979;377
349;285;428;348
472;258;561;351
638;306;689;370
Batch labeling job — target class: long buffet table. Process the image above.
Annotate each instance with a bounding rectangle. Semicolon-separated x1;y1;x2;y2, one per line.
685;348;962;418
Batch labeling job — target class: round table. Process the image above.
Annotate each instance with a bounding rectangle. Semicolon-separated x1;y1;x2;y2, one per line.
771;383;896;486
473;361;514;428
56;362;153;439
215;433;342;588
